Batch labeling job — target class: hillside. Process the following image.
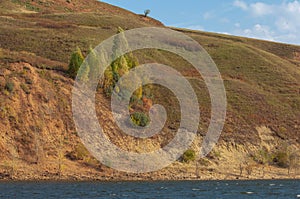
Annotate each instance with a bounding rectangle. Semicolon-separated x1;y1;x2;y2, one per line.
0;0;299;180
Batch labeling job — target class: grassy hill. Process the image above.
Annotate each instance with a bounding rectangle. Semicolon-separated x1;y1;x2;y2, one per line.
0;0;299;180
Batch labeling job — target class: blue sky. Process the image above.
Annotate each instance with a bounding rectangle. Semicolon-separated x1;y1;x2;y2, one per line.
101;0;300;45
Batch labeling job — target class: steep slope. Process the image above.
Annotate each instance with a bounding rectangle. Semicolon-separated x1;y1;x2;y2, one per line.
0;0;299;180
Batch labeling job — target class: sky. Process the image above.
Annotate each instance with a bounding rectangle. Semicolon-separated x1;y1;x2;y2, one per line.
101;0;300;45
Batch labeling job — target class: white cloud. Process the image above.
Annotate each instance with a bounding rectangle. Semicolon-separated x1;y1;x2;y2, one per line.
250;2;274;16
203;12;214;20
275;17;295;32
236;24;275;41
286;0;300;13
220;18;230;23
185;25;205;31
217;31;230;35
233;0;300;44
277;1;300;32
233;0;248;10
274;33;298;44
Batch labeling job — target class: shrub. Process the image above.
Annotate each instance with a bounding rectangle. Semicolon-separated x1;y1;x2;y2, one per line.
253;148;272;165
65;143;90;161
288;152;300;174
25;77;33;85
20;83;30;94
130;112;150;127
5;82;14;93
67;47;84;78
273;150;289;168
182;149;196;163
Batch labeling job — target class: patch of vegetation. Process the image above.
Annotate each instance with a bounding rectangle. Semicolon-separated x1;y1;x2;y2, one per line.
65;143;90;161
25;2;40;12
67;47;84;78
252;144;299;169
25;77;33;85
198;158;210;166
99;27;153;126
65;142;100;170
252;148;272;165
130;112;150;127
11;0;22;5
182;149;196;163
5;81;14;93
102;27;139;96
208;149;221;160
273;148;289;168
20;83;30;94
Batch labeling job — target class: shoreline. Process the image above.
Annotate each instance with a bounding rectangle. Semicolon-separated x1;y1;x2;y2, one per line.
0;178;299;183
1;171;299;182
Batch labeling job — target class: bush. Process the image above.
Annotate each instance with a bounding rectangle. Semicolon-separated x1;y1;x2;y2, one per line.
65;143;90;161
67;47;84;78
182;149;196;163
273;150;289;168
5;82;14;93
20;83;30;94
253;148;272;165
130;112;150;127
288;152;300;174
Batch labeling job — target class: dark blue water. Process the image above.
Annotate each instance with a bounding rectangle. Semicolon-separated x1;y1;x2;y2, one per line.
0;180;299;199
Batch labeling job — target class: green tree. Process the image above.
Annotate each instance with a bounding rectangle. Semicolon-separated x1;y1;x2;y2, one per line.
87;47;100;83
77;63;90;83
103;27;131;96
144;9;151;17
68;47;84;78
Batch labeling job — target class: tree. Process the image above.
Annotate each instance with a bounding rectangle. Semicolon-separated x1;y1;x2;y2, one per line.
87;47;100;83
245;163;253;177
68;47;84;78
144;9;150;17
288;152;300;176
103;27;140;97
78;64;90;83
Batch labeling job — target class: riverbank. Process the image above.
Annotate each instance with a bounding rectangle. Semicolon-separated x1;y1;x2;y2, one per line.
1;160;299;181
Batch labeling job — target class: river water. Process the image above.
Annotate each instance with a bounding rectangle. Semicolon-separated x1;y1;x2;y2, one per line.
0;180;299;198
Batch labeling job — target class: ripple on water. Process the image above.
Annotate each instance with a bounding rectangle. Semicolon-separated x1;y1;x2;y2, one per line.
269;184;276;186
241;191;254;195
